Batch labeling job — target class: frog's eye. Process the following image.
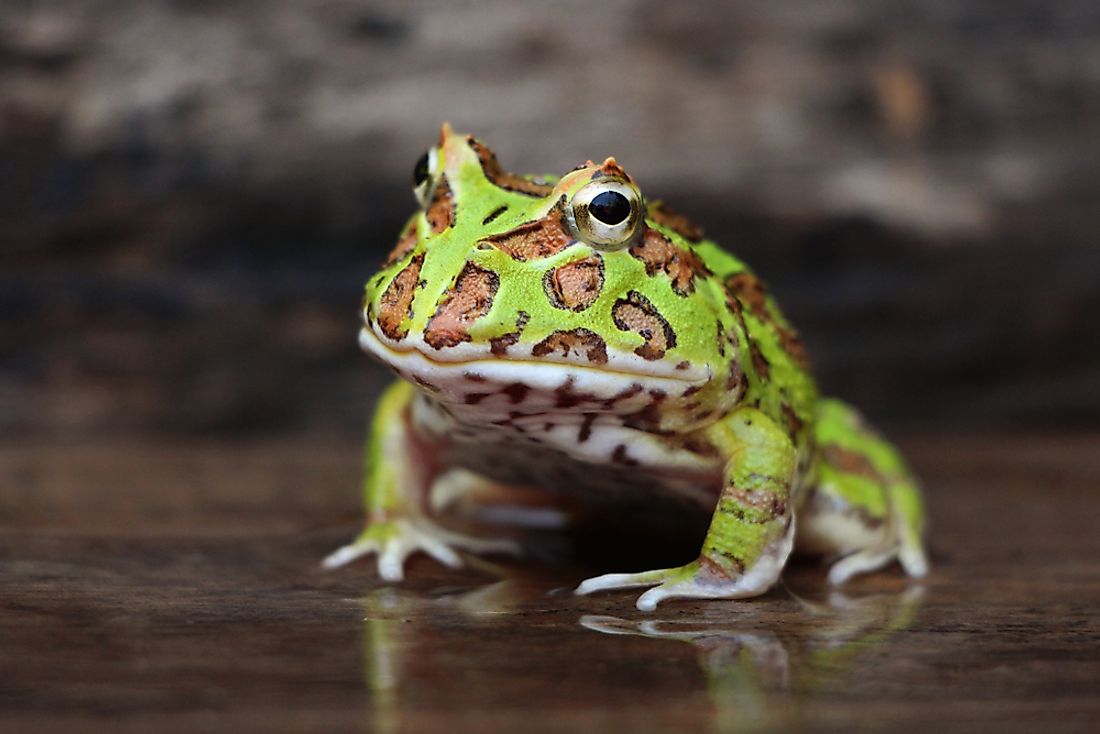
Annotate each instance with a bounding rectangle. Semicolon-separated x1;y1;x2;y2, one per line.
412;149;439;208
567;179;643;249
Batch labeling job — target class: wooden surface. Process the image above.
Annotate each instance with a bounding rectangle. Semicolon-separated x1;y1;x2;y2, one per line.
2;433;1098;733
4;4;1096;730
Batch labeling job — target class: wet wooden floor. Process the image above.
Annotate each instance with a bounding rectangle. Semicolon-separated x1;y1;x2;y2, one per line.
1;434;1098;733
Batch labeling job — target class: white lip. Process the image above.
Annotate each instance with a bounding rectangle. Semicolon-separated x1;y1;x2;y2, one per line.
358;324;710;391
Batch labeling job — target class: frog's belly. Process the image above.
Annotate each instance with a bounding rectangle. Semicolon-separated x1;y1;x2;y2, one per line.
411;393;722;509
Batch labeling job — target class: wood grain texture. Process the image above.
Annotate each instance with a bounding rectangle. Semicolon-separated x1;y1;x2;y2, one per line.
1;434;1097;733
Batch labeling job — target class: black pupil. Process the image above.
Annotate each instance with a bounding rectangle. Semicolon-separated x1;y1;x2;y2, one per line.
589;190;631;225
413;152;430;187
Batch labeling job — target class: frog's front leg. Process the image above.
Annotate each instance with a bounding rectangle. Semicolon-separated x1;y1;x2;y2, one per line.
576;407;796;611
323;380;520;579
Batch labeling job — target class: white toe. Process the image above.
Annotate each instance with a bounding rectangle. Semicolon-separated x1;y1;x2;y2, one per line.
378;541;409;582
900;546;929;578
321;543;372;570
575;570;665;596
415;531;463;568
828;548;895;585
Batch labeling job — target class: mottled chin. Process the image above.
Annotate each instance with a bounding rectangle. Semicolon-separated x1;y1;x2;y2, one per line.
361;322;708;380
358;325;708;421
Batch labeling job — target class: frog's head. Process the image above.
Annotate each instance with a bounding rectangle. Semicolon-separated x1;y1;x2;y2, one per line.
361;125;741;430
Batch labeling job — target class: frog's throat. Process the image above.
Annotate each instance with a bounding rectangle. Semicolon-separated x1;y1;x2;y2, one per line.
359;325;710;394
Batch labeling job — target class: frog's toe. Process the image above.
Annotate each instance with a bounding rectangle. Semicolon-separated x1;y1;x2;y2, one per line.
827;541;929;585
575;568;674;597
633;576;743;612
378;522;465;581
826;546;898;585
577;560;780;611
321;540;379;571
899;543;930;579
576;565;712;611
323;518;520;580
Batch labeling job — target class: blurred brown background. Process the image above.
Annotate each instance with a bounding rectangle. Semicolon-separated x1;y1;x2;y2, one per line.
3;0;1099;440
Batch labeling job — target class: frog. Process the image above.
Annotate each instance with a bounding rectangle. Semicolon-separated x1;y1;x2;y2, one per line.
324;124;929;611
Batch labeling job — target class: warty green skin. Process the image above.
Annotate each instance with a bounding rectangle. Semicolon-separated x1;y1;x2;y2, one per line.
323;126;929;610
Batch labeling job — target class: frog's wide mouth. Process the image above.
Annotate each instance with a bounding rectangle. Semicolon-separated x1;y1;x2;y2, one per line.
359;325;710;397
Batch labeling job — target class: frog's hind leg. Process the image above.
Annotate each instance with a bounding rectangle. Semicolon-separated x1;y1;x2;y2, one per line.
796;399;928;584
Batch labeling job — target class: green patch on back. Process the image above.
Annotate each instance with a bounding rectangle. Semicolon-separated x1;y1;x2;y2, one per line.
815;399;907;477
815;464;889;517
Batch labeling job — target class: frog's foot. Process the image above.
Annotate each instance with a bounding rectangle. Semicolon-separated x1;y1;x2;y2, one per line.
575;558;779;612
322;517;521;581
827;541;928;586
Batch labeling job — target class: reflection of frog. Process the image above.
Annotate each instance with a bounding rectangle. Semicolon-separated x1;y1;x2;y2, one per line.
327;124;928;610
359;583;925;734
581;587;926;733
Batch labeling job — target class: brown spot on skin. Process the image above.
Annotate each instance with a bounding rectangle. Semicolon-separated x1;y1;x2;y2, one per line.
468;137;555;197
725;272;769;312
781;402;805;439
483;198;574;261
728;486;788;520
612;290;676;361
482;205;508;225
376;254;424;340
727;360;745;391
578;413;597;442
464;392;490;405
725;291;744;318
425;175;455;234
676;360;691;371
383;220;419;267
726;271;811;370
623;389;671;431
749;340;770;380
555;377;602;408
501;382;530;404
716;320;727;358
488;311;529;356
412;376;440;393
601;383;644;409
778;326;811;370
424;262;499;349
698;553;744;579
822;444;883;481
628;229;710;296
532;328;608;365
464;372;487;383
647;200;704;242
611;444;639;466
543;254;604;311
629;404;668;433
